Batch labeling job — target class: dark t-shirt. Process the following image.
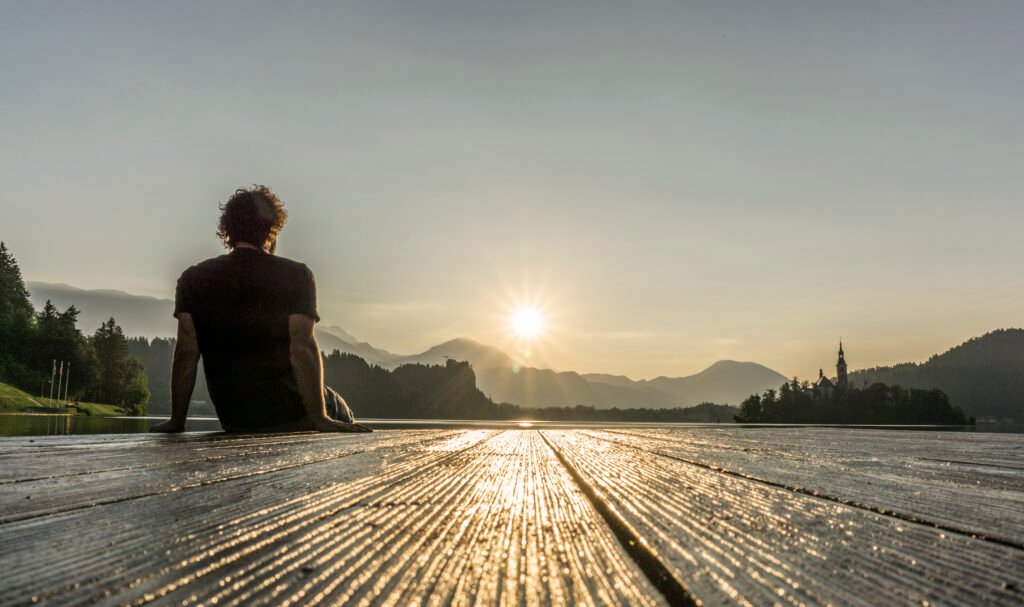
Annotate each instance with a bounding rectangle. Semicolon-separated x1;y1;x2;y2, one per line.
174;248;319;429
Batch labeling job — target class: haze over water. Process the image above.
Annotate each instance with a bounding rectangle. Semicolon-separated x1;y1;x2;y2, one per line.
2;2;1022;380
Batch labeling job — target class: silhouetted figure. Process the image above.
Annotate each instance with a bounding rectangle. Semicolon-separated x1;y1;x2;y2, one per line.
151;185;370;433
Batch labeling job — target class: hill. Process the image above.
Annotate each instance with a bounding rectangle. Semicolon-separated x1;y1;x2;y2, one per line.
27;282;790;410
28;281;397;365
0;381;45;412
0;381;126;416
317;326;401;366
580;360;788;408
644;360;791;406
850;329;1024;420
28;282;177;337
476;366;675;408
474;360;786;409
396;337;516;370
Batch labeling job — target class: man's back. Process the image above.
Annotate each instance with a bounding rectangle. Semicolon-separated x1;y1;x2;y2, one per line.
174;247;319;429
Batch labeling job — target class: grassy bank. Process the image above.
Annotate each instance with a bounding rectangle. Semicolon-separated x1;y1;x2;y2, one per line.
0;382;127;416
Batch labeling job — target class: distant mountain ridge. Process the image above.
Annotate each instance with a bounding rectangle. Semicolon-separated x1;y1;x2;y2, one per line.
364;337;787;408
28;282;178;338
27;281;394;364
640;360;792;407
26;281;790;409
317;325;401;365
396;338;516;370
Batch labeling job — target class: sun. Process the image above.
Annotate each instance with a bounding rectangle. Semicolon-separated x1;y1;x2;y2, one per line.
510;307;545;340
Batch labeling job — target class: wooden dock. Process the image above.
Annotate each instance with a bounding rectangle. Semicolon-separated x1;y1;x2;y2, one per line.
1;427;1022;606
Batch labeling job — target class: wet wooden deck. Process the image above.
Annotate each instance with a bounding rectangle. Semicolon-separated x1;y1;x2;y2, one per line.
1;427;1022;606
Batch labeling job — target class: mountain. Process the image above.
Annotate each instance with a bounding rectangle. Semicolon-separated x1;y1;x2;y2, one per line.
476;360;785;409
578;373;640;389
29;282;178;337
643;360;790;407
25;281;791;409
320;325;360;343
27;281;396;364
851;329;1024;420
317;326;401;366
476;366;675;408
396;337;516;370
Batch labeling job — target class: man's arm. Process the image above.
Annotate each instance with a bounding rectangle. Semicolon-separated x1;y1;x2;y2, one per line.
151;313;200;433
288;314;364;432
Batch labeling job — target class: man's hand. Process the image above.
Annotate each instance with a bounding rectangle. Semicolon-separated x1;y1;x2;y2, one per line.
311;417;372;433
150;418;187;433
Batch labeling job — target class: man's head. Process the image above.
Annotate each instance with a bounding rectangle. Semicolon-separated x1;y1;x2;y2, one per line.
217;185;288;252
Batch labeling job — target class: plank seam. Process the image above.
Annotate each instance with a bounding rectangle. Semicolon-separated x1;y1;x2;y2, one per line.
10;432;500;605
589;430;1024;552
539;431;700;607
1;433;453;525
0;432;434;484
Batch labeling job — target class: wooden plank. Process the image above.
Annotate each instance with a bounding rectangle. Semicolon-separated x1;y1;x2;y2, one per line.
0;430;454;523
611;426;1024;469
599;427;1024;546
0;429;440;483
544;430;1024;607
0;431;664;606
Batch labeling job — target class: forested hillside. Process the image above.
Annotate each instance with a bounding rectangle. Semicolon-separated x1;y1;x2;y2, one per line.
851;329;1024;420
0;243;149;414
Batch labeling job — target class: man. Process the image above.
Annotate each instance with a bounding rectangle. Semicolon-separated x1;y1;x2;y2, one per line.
151;185;369;433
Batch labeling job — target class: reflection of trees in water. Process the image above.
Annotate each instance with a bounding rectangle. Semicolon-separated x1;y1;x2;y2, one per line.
0;414;222;436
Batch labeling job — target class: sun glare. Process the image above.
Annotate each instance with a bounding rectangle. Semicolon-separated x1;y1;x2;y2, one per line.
511;307;545;340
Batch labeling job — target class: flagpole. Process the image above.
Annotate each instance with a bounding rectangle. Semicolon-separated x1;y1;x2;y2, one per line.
55;361;64;410
49;360;56;407
63;362;71;407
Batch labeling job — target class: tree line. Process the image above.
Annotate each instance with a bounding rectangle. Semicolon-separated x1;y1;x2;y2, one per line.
735;377;971;425
129;335;737;422
0;243;149;414
850;329;1024;420
321;352;736;422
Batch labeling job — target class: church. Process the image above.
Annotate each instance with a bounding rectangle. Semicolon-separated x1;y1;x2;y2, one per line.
813;342;848;400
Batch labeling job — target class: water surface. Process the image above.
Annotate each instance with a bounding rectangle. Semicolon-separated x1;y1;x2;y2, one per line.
1;412;1018;437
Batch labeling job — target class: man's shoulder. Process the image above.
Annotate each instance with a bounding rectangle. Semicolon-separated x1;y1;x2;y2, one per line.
179;254;230;279
259;255;313;283
180;253;312;280
267;254;311;273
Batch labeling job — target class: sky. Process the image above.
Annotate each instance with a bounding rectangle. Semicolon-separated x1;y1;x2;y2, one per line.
2;1;1022;380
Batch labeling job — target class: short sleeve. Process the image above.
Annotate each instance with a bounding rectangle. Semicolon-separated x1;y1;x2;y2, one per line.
173;269;194;318
291;265;320;322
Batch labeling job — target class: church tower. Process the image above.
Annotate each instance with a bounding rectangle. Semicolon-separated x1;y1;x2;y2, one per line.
836;341;848;389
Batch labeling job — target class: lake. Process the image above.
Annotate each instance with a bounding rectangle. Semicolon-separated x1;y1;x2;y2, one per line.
1;412;1020;436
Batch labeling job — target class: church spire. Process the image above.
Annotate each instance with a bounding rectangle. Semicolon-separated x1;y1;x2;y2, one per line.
836;339;848;389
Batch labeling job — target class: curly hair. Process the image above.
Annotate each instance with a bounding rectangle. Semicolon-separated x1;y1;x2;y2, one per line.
217;185;288;251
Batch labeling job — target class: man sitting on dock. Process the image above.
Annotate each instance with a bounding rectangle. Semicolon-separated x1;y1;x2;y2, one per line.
151;185;370;433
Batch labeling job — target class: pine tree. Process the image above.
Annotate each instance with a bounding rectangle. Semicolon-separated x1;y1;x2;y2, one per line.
88;317;149;412
91;318;128;404
0;242;37;384
0;242;32;319
29;302;95;401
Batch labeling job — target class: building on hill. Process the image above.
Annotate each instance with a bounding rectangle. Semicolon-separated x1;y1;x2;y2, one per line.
813;342;849;400
836;341;848;389
814;370;835;400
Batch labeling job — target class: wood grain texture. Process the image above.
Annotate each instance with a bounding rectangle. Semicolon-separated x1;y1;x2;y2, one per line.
599;427;1024;546
2;427;1021;606
543;429;1024;607
0;430;662;606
